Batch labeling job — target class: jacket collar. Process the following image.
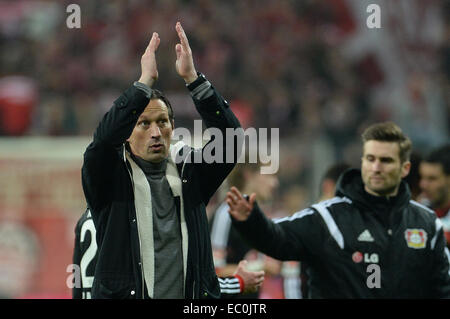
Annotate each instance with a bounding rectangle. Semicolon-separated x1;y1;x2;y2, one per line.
336;168;411;214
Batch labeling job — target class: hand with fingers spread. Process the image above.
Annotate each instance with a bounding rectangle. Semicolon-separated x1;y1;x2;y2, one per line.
234;260;265;294
138;32;160;87
226;186;256;221
174;22;198;84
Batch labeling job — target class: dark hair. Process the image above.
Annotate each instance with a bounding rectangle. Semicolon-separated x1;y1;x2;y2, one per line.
424;144;450;175
321;163;351;184
227;160;262;190
151;89;174;125
361;122;412;163
404;151;423;200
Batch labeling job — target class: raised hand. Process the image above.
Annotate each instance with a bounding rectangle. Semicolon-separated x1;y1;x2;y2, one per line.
234;260;265;294
226;187;256;221
175;22;198;84
138;32;160;87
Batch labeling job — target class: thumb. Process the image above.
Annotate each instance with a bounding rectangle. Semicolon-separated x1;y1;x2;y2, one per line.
234;260;247;275
248;193;257;208
238;260;248;269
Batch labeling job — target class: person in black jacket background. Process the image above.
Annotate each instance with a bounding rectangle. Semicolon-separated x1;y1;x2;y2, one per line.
72;208;97;299
227;122;450;298
82;22;244;299
419;144;450;246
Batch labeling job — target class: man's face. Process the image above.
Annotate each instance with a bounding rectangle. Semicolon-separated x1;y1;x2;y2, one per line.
361;141;410;197
419;162;449;208
128;99;173;163
248;172;279;202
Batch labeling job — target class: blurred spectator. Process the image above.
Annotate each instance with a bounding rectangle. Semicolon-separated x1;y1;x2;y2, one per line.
296;162;351;298
419;144;450;245
0;0;447;195
404;151;423;201
210;159;279;298
0;221;40;298
1;0;449;300
318;162;351;201
0;76;37;136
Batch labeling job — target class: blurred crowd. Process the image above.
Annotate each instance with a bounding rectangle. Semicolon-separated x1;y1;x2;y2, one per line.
0;0;449;205
0;0;449;299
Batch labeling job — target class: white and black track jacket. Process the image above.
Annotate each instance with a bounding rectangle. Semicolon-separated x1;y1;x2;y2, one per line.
232;169;450;298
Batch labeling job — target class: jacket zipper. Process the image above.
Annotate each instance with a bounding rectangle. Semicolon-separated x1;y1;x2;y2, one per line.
385;206;394;298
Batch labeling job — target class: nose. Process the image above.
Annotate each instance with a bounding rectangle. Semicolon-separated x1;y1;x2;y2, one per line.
371;159;382;172
149;122;161;139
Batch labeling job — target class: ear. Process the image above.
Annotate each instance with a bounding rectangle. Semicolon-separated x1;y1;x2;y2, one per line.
445;175;450;190
401;161;411;178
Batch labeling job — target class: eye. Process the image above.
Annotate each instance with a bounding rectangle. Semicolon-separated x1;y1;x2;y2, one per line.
380;157;394;163
138;120;150;128
158;119;168;126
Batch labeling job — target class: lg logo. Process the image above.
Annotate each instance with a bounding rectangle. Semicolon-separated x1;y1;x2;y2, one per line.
352;252;379;264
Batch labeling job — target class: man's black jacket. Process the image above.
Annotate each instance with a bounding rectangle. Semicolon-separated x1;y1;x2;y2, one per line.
232;169;450;298
82;77;241;299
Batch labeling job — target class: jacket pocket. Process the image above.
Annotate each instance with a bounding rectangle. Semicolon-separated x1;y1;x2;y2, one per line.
92;273;136;299
199;271;220;299
113;95;128;109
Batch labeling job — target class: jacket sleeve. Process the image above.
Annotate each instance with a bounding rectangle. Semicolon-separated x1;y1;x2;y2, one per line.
189;77;243;204
81;85;150;213
218;276;242;298
231;201;328;262
430;221;450;298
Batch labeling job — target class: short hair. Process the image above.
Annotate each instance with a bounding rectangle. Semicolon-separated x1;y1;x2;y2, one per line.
404;151;423;200
321;163;351;184
423;144;450;175
361;122;412;163
227;161;262;190
151;89;174;124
